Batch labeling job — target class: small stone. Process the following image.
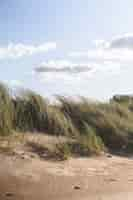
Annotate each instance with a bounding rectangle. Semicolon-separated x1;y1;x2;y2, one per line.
108;178;117;182
107;154;112;158
74;186;81;190
21;154;30;160
29;153;37;158
5;192;14;197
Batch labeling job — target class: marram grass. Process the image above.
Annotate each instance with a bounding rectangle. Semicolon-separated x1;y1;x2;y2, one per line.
1;83;133;155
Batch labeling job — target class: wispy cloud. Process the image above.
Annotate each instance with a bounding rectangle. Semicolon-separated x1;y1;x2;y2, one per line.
0;42;56;59
35;60;92;74
34;34;133;83
94;33;133;49
34;60;97;83
34;59;121;84
108;34;133;49
69;33;133;73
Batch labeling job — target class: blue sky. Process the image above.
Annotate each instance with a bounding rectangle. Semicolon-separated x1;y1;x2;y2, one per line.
1;0;133;100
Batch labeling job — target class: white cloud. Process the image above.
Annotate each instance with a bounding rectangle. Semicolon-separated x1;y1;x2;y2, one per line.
94;34;133;49
108;34;133;49
35;60;92;74
34;34;133;83
34;60;99;84
0;42;56;59
69;33;133;76
93;40;109;49
34;59;121;84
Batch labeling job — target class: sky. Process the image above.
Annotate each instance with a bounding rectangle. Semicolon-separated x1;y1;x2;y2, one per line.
1;0;133;100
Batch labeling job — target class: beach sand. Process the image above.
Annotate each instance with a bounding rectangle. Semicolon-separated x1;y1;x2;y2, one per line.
0;154;133;199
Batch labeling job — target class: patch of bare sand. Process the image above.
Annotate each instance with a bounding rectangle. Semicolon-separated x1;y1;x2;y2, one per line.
0;154;133;199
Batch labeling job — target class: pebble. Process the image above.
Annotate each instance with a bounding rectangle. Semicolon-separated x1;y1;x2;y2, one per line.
5;192;14;197
74;186;81;190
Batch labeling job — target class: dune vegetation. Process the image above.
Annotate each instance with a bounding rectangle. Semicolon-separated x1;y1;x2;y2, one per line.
0;82;133;159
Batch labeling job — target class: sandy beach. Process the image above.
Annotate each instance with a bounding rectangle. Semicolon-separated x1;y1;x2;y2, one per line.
0;153;133;200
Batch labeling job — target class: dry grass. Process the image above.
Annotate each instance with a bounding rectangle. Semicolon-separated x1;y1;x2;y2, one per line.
0;131;103;160
0;132;74;160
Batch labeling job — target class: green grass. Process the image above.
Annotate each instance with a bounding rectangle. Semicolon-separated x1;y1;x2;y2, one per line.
1;83;133;157
13;90;48;132
0;83;13;136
